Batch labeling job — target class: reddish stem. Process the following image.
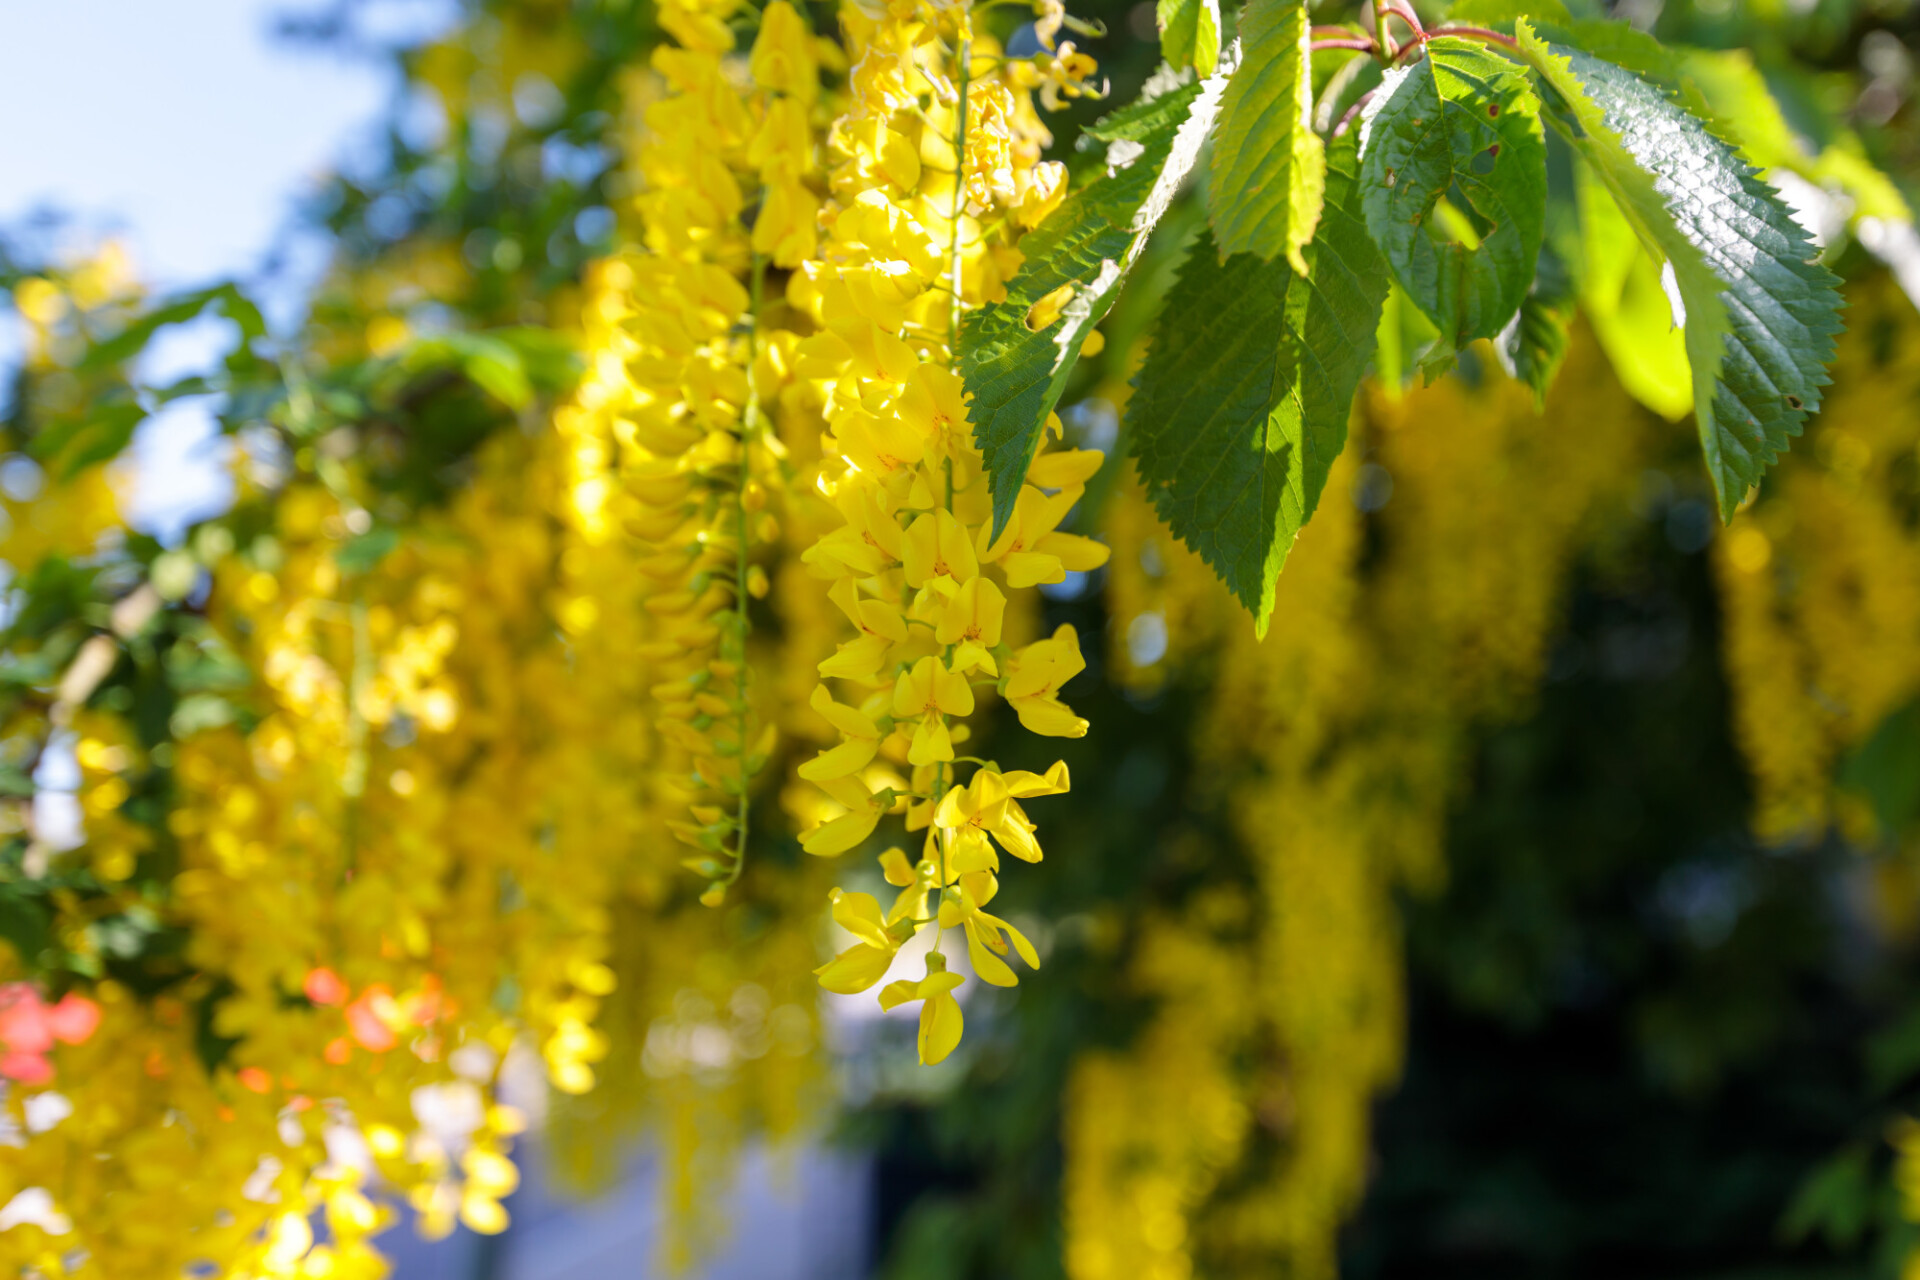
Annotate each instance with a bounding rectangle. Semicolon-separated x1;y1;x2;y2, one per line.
1332;89;1376;138
1384;2;1426;35
1428;23;1521;50
1312;37;1378;52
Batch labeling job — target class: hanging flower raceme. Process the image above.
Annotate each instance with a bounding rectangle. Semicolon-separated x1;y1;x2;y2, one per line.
791;0;1105;1064
590;0;832;905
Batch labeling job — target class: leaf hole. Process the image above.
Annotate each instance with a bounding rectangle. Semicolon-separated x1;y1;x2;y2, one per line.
1786;393;1804;410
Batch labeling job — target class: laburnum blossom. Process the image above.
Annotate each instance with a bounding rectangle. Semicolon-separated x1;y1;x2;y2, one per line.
933;574;1007;674
815;888;909;993
1004;625;1092;738
610;0;822;904
879;953;967;1066
798;684;885;781
936;761;1072;872
892;655;975;765
793;0;1103;1067
938;870;1041;987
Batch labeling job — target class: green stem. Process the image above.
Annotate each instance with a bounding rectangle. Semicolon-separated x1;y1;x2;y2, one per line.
946;36;972;357
1371;0;1397;60
931;25;975;951
723;252;767;891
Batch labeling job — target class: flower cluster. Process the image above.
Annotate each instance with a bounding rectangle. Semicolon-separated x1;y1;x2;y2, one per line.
788;0;1106;1064
1713;277;1920;845
583;0;829;903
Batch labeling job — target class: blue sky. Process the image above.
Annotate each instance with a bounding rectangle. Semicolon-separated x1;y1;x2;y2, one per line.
0;0;450;538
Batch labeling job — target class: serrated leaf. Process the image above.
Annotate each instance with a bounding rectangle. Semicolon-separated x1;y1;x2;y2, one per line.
1358;40;1546;346
963;65;1234;540
1518;21;1845;519
1158;0;1222;75
1496;241;1574;407
1209;0;1324;272
1128;132;1389;633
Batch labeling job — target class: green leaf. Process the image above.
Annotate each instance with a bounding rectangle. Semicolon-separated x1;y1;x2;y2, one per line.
1573;155;1692;419
1158;0;1221;76
1496;241;1574;407
1780;1145;1874;1249
0;887;54;970
335;526;400;575
1840;696;1920;843
402;332;535;410
962;67;1231;540
1518;21;1845;519
1358;40;1547;346
1127;131;1390;633
29;395;147;479
1373;281;1442;399
1441;0;1571;25
1208;0;1324;272
79;283;264;376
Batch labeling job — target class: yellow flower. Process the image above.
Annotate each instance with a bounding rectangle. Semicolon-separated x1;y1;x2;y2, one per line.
879;843;935;925
802;774;891;856
934;575;1007;674
894;364;972;459
748;0;817;100
814;889;904;994
818;579;908;682
878;953;966;1065
797;684;883;781
805;483;904;579
938;870;1040;987
1004;624;1089;737
934;761;1070;868
902;509;981;589
977;484;1109;587
891;656;975;765
833;405;933;480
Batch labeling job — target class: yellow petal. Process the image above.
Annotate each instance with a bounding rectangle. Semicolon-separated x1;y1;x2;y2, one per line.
967;924;1018;987
797;737;879;781
1003;761;1070;797
802;807;881;857
878;846;917;887
1004;551;1065;589
819;634;893;681
830;888;893;947
814;942;897;994
908;715;954;766
1011;696;1089;739
919;988;965;1064
878;978;919;1012
1026;449;1104;489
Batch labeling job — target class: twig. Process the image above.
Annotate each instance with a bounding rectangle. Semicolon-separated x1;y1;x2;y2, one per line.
1333;89;1376;138
1428;24;1521;50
